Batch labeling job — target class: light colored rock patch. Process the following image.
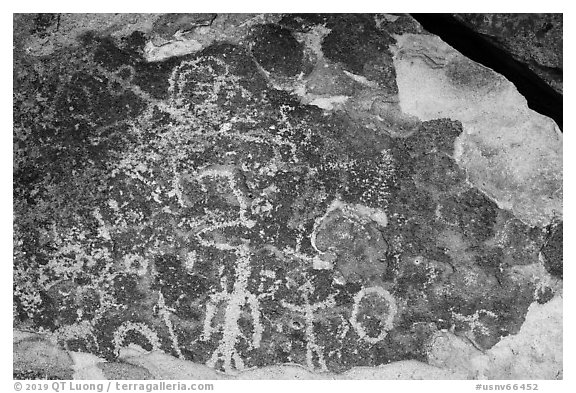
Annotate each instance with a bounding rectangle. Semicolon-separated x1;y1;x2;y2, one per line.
380;14;401;23
13;330;39;342
293;24;331;61
343;70;381;88
352;203;389;227
425;295;562;380
69;351;107;380
13;335;74;378
144;13;282;62
284;81;351;112
239;360;466;379
427;331;487;378
239;364;323;379
509;261;563;301
266;24;365;112
392;33;562;227
484;295;562;379
307;95;350;110
144;39;204;62
339;361;466;380
122;351;231;379
121;351;467;379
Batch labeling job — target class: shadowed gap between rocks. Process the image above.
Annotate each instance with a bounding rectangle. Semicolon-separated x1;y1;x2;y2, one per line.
410;13;563;131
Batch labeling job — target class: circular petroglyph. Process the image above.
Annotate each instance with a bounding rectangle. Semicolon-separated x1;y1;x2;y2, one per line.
350;286;398;344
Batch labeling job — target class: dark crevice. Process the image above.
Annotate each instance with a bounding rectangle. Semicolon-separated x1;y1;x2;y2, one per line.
410;13;563;131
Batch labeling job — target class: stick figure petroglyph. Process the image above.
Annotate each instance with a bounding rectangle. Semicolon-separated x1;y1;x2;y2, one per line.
281;280;336;372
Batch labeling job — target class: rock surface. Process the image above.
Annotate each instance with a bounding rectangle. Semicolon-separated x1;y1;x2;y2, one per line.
391;33;562;227
13;13;562;380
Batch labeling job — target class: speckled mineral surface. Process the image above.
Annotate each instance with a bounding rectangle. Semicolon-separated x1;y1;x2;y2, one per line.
13;13;562;380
